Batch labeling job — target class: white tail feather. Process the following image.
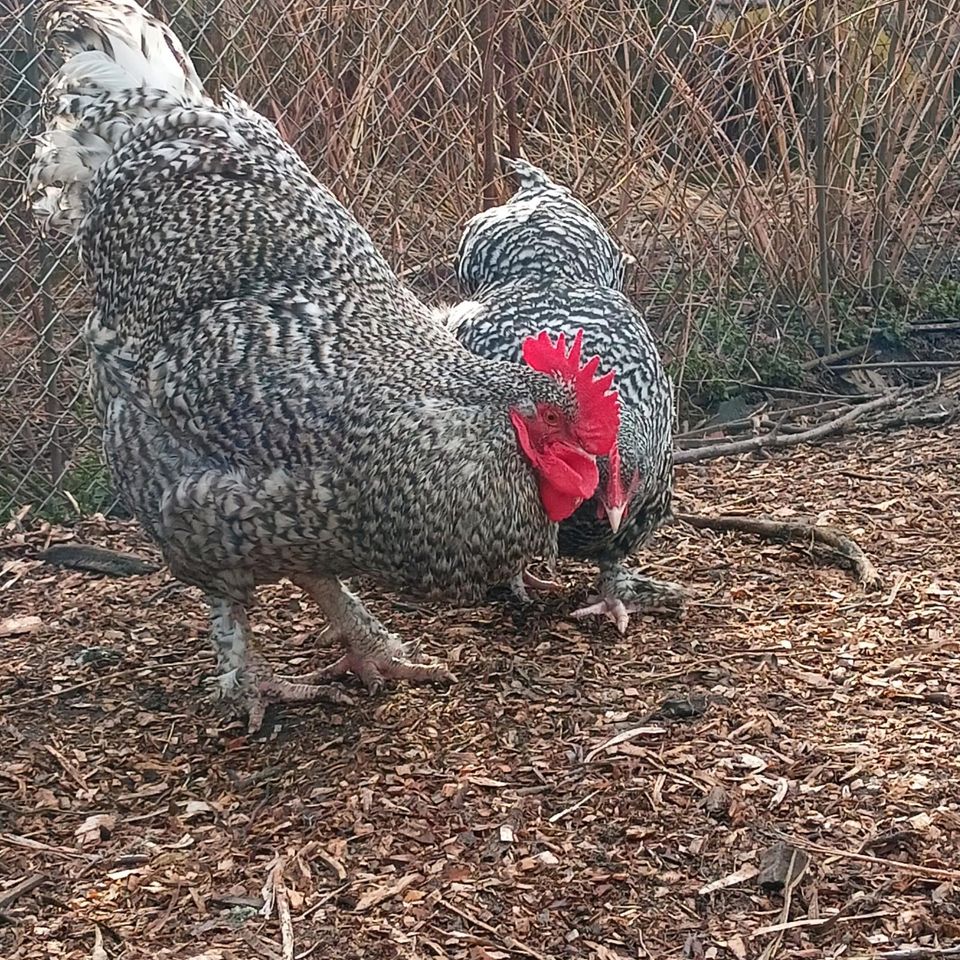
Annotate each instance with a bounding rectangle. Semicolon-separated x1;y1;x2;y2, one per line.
26;0;207;235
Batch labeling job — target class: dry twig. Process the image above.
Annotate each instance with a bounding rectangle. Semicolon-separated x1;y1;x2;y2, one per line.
674;392;900;465
757;845;810;960
438;898;548;960
261;858;295;960
767;831;960;882
830;361;960;371
876;948;960;959
676;513;881;588
0;874;46;910
2;657;206;710
802;344;870;370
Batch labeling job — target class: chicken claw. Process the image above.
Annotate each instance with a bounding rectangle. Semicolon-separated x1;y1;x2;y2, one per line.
523;569;563;593
572;595;633;634
294;574;455;693
207;597;353;732
215;657;354;734
245;680;352;735
310;640;455;693
572;563;689;634
509;568;563;603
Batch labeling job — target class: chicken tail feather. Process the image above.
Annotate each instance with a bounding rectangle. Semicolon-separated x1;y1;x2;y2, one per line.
25;0;207;235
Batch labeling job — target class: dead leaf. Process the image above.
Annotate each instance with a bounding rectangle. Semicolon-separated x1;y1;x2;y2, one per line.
90;925;108;960
468;776;509;788
585;725;667;763
698;863;760;895
758;841;810;891
588;944;629;960
354;873;421;913
75;814;116;847
0;615;41;637
769;778;790;809
722;934;748;959
182;800;215;820
703;785;729;820
683;932;705;960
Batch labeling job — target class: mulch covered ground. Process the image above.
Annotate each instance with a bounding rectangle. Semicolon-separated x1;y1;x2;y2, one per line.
1;423;959;960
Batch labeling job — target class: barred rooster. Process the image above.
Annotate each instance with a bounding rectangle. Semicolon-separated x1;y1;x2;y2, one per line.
447;159;686;633
25;1;622;731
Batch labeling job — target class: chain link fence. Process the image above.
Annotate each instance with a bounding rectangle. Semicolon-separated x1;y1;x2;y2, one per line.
2;0;960;517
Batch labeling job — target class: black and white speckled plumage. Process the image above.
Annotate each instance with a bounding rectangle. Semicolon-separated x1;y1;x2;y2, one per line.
455;160;631;295
24;2;620;726
447;159;683;630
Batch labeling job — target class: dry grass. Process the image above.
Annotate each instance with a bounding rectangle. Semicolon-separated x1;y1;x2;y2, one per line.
2;421;959;958
4;0;960;509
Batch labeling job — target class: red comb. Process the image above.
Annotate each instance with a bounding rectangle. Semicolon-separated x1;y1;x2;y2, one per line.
522;329;620;456
522;329;582;380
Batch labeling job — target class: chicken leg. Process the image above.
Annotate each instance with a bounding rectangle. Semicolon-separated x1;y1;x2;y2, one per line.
208;595;350;733
509;568;564;603
572;561;689;634
291;575;455;690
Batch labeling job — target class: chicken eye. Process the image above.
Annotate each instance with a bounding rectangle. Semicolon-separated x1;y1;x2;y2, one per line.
543;407;562;427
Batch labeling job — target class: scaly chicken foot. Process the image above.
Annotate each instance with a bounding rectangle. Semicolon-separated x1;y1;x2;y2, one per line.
293;575;455;692
509;568;564;603
572;562;689;634
208;596;352;733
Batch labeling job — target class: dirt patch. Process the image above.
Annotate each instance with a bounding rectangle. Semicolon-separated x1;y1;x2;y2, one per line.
1;424;959;959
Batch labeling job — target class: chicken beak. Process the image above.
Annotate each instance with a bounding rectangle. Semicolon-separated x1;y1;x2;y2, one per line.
604;502;626;534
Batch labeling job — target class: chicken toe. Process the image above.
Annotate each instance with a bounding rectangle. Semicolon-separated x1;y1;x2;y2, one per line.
509;568;564;603
294;575;455;692
208;595;351;732
572;595;633;634
244;673;353;733
572;562;689;634
312;643;453;693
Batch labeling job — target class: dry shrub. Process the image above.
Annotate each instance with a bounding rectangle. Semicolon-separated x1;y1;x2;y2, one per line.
3;0;960;510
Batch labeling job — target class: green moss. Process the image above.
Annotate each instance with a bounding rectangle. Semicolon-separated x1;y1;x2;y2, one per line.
665;300;808;413
913;279;960;320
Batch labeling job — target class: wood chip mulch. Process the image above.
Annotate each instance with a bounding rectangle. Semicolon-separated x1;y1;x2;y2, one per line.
1;423;959;960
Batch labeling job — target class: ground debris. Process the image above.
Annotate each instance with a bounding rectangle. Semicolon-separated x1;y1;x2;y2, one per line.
757;841;811;892
1;425;958;959
34;543;161;577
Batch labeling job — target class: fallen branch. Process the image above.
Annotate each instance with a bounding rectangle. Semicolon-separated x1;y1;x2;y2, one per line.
676;513;881;589
807;879;897;942
674;392;900;465
261;858;295;960
877;948;960;959
438;897;548;960
905;321;960;334
829;360;960;371
675;397;851;444
354;873;421;913
802;343;870;370
766;830;960;882
0;874;46;910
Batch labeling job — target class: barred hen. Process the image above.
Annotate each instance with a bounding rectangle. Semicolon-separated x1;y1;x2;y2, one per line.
25;1;622;731
447;158;685;633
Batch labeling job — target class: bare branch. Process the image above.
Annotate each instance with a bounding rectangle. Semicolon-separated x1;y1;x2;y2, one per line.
673;392;900;465
675;512;881;589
